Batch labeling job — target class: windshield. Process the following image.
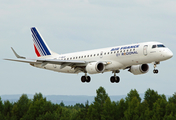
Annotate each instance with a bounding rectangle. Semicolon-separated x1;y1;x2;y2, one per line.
157;44;165;48
152;44;165;49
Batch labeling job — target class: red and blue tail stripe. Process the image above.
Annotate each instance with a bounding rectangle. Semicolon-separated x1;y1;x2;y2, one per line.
31;27;51;57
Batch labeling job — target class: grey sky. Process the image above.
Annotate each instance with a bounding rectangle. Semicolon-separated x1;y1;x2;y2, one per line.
1;0;176;96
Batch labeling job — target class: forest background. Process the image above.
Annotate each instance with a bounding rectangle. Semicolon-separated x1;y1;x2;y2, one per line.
0;86;176;120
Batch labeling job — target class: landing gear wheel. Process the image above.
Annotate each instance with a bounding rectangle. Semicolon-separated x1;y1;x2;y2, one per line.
115;76;120;83
86;76;91;82
81;75;91;83
153;69;159;74
110;76;120;83
110;76;115;83
81;76;86;83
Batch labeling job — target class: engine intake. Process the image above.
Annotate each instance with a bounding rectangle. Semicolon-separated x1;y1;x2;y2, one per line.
129;64;149;75
86;62;105;74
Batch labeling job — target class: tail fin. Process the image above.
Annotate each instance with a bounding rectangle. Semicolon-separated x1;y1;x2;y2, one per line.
31;27;52;57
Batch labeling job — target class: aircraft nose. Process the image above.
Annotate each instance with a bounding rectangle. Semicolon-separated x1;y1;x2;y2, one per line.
166;49;173;59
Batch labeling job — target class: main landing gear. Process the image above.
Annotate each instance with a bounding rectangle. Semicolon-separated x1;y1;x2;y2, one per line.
153;62;159;74
81;73;91;83
110;71;120;83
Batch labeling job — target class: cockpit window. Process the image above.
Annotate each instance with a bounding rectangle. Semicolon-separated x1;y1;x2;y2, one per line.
152;44;165;49
152;45;156;48
157;44;165;48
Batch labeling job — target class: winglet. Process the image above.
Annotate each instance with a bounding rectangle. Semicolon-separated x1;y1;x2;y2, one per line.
11;47;26;59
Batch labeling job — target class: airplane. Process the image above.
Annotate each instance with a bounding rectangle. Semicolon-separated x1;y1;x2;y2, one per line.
5;27;173;83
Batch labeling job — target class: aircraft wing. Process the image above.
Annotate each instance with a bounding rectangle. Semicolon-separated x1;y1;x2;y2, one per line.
4;58;38;64
4;48;110;69
5;57;88;66
4;58;110;67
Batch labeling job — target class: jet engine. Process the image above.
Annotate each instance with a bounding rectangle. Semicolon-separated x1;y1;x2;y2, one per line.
129;64;149;75
86;62;105;74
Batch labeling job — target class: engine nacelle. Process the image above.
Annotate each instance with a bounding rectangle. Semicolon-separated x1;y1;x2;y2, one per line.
129;64;149;75
86;62;105;74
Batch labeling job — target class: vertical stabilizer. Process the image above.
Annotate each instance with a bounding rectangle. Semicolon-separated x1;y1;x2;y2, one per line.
31;27;52;57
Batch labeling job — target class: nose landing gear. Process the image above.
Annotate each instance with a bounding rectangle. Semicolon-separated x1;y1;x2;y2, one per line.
153;62;159;74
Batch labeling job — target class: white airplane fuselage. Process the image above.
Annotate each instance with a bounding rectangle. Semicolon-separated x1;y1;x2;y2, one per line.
33;41;173;74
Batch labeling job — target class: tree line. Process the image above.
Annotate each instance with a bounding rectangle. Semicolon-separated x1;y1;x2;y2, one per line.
0;86;176;120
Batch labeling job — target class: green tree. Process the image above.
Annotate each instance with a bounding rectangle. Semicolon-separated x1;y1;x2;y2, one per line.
36;112;56;120
23;93;55;119
59;101;65;107
87;86;108;120
116;99;127;119
124;97;140;120
101;97;113;120
139;100;151;120
164;93;176;119
125;89;141;103
3;100;13;118
168;93;176;104
11;94;31;119
0;97;3;113
152;98;167;120
144;88;161;110
72;100;89;120
33;93;43;102
164;112;176;120
0;97;4;119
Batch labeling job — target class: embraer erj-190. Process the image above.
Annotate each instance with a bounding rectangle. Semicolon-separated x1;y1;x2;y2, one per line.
5;27;173;83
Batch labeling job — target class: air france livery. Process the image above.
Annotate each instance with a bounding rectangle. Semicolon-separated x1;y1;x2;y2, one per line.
5;27;173;83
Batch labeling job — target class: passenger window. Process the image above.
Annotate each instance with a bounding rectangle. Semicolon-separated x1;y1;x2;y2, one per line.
87;55;89;57
104;53;106;55
90;55;92;57
152;45;156;48
97;54;99;56
108;52;109;54
114;51;116;53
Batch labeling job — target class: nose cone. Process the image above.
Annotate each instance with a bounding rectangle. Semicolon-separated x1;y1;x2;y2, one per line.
166;49;173;59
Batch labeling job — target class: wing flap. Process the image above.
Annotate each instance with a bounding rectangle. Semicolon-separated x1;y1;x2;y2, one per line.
35;59;86;65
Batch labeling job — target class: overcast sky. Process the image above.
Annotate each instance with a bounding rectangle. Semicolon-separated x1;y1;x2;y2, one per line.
1;0;176;96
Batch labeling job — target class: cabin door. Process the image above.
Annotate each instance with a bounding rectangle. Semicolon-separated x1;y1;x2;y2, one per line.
143;45;148;56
